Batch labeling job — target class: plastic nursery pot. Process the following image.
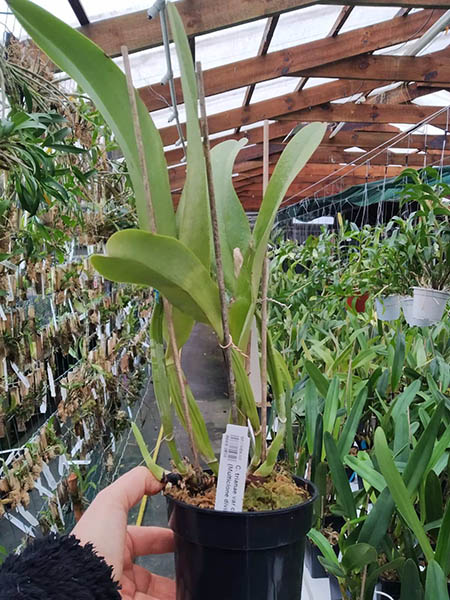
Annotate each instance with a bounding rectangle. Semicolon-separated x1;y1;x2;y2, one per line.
346;293;369;313
400;296;435;327
375;295;401;322
412;287;450;323
166;476;317;600
328;574;350;600
378;577;401;599
305;514;342;579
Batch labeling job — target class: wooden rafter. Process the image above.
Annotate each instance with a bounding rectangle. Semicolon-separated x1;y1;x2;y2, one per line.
295;5;353;92
159;79;386;146
241;16;280;109
138;10;444;112
291;49;450;85
276;102;450;126
79;2;449;58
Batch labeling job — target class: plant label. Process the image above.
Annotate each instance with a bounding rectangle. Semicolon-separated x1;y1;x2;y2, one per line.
215;424;250;513
42;463;57;490
47;364;56;398
11;362;30;389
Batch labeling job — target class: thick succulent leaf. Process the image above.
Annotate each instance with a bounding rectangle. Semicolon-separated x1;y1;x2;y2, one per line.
9;0;175;236
250;122;326;295
167;3;211;268
232;123;326;347
210;138;250;293
91;229;222;334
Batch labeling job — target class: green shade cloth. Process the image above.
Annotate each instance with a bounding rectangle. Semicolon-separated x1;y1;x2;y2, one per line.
275;165;450;225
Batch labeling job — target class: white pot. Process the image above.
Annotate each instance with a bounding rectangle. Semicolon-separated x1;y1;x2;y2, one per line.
375;295;401;321
400;296;435;327
412;287;450;323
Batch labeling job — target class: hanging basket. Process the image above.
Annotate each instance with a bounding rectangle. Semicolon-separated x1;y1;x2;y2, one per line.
375;295;401;321
412;287;450;323
400;296;434;327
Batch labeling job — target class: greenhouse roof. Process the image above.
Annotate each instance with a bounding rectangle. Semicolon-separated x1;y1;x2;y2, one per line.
2;0;450;211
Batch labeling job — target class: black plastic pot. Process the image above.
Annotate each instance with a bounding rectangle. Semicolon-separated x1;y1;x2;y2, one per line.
329;575;350;600
304;539;328;578
166;476;317;600
379;577;400;599
305;514;342;579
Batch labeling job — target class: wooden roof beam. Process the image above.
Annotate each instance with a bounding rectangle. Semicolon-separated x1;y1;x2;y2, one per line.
295;5;354;92
276;102;450;126
241;16;280;109
290;48;450;85
79;3;449;58
138;9;444;111
159;78;385;146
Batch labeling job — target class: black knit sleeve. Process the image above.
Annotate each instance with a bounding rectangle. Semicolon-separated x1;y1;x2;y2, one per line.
0;533;121;600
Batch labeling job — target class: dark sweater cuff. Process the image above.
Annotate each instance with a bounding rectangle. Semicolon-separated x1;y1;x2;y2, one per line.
0;533;121;599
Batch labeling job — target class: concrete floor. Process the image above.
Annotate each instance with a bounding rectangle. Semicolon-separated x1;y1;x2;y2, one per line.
117;323;229;578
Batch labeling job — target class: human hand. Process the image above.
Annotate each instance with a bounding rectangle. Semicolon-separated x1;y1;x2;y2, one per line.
72;466;175;600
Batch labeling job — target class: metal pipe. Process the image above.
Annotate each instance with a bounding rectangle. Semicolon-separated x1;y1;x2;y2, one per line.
147;0;186;156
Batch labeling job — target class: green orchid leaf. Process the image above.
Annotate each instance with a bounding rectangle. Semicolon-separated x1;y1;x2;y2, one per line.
325;432;357;520
91;229;222;334
399;559;423;600
374;427;434;563
9;0;176;236
425;560;448;600
358;487;394;549
166;363;219;475
305;360;329;398
403;402;444;496
308;528;341;567
167;2;211;268
131;423;166;481
337;387;367;460
251;122;327;297
391;332;405;392
210;138;250;294
341;543;377;573
150;302;186;473
435;499;450;576
343;455;386;493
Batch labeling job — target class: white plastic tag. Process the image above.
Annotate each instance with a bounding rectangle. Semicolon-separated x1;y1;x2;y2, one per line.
11;362;30;389
35;477;53;498
58;454;69;476
71;437;83;457
82;420;90;441
4;512;35;537
0;305;6;321
3;357;8;391
47;364;56;398
50;298;58;329
40;396;47;414
17;505;39;527
215;424;250;512
42;463;57;490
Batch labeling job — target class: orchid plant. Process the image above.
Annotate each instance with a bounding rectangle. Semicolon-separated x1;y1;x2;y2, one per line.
9;0;326;481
